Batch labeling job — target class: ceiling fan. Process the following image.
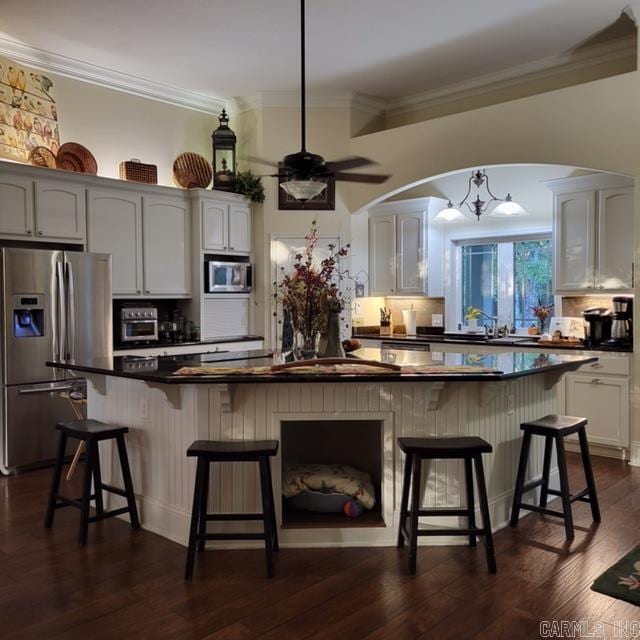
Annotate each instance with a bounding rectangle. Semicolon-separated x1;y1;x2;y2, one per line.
251;0;390;201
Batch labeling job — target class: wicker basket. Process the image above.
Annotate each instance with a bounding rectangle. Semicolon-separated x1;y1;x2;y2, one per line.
119;158;158;184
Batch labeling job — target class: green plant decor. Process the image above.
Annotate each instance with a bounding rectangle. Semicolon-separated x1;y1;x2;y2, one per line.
235;170;265;203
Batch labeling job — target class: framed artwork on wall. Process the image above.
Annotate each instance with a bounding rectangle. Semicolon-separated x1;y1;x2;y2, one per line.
278;174;335;211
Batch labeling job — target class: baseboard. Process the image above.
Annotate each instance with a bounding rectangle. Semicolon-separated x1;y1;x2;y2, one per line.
630;442;640;467
565;440;629;461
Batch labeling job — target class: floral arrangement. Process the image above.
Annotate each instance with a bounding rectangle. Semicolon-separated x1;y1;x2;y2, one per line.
531;299;554;332
465;306;482;321
275;220;351;357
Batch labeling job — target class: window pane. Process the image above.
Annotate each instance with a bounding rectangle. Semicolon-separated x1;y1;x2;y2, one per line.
461;244;498;324
513;239;553;329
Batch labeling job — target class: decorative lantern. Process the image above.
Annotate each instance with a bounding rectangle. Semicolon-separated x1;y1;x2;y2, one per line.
211;109;236;191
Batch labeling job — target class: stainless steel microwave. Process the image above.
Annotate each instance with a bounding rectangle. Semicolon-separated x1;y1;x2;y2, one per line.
206;261;252;293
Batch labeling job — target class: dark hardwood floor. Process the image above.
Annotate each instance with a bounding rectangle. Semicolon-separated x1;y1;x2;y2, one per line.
1;453;639;639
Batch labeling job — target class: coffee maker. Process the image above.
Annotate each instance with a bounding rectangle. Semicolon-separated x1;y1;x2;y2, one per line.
582;307;612;347
605;296;633;347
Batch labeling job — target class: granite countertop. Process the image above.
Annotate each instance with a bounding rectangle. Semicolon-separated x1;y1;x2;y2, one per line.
352;332;633;353
47;347;597;385
113;335;264;351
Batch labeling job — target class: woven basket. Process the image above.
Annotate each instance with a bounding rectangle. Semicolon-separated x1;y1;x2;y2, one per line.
119;158;158;184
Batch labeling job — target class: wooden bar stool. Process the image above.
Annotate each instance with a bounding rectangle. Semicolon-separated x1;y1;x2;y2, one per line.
510;414;600;540
397;436;496;575
44;419;140;545
185;440;279;580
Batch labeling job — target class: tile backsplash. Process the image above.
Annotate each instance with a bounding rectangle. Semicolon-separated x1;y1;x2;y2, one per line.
352;296;445;331
561;296;615;317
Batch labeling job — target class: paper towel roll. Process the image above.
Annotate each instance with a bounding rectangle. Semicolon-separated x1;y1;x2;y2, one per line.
401;309;417;336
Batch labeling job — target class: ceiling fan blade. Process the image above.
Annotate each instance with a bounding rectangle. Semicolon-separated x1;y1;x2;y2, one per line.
333;172;390;184
325;156;375;172
243;155;281;169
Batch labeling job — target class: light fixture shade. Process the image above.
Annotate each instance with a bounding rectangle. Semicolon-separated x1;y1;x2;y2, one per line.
280;179;327;201
433;202;465;222
491;195;527;217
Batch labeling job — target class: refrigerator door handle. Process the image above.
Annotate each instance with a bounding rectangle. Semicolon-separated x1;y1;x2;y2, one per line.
18;385;76;395
66;260;76;362
55;261;67;361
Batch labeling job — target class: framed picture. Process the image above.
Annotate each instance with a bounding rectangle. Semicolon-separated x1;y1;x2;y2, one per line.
278;174;335;210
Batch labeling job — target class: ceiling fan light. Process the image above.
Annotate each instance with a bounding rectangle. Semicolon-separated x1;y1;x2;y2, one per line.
280;179;327;201
433;202;465;223
491;194;527;217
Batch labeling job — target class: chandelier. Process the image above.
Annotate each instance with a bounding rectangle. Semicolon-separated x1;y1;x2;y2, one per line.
434;169;527;222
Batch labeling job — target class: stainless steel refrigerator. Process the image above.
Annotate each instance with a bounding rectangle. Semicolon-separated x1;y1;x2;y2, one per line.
0;248;112;474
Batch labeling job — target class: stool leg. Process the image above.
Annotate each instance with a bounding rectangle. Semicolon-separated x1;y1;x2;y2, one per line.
259;456;275;578
197;460;209;552
408;454;422;576
474;454;496;574
539;435;553;509
265;457;279;552
397;453;412;549
464;457;476;547
116;435;140;529
45;432;68;528
92;441;104;515
185;457;206;580
555;435;574;540
510;431;532;527
578;426;601;523
78;439;95;546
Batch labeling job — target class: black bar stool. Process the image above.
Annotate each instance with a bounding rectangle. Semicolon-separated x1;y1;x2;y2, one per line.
397;436;496;575
185;440;279;580
44;419;140;545
510;414;600;540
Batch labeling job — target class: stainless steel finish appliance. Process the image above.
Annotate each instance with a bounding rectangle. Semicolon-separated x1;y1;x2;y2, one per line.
582;308;612;347
120;306;158;344
206;260;252;293
1;248;112;474
606;296;633;345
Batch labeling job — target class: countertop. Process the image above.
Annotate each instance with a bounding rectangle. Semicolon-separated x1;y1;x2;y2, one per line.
47;347;597;385
352;332;633;353
113;335;264;351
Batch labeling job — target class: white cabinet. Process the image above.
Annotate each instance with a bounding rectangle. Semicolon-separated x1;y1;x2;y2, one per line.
564;373;629;448
369;216;396;295
547;175;634;293
34;181;86;240
396;212;424;294
202;296;250;338
87;189;143;296
142;196;191;296
0;175;34;238
201;201;251;254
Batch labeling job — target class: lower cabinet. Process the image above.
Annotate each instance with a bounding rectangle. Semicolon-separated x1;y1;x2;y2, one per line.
564;372;629;448
202;296;249;338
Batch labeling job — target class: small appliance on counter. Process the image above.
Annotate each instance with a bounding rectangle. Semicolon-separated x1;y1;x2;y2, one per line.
604;296;633;347
119;306;159;344
547;317;585;340
582;307;612;347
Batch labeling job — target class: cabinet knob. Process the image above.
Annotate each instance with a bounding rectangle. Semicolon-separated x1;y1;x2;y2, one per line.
144;290;150;294
598;285;604;290
591;378;603;384
230;246;234;250
223;246;227;250
37;230;44;236
136;290;141;294
26;229;32;235
587;285;593;289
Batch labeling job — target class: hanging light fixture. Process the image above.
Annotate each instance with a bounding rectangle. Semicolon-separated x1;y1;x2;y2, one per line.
434;169;527;222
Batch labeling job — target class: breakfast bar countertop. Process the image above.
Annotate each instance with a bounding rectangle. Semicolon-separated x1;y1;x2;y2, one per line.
47;347;598;385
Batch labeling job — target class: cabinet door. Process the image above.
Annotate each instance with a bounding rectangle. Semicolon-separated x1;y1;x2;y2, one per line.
34;181;86;241
0;176;34;237
553;191;596;292
597;186;634;291
396;212;425;294
369;216;396;295
564;373;629;447
202;297;249;338
202;202;228;251
142;196;191;296
228;205;251;253
87;189;143;296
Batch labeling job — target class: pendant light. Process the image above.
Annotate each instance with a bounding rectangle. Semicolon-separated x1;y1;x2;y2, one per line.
433;201;466;223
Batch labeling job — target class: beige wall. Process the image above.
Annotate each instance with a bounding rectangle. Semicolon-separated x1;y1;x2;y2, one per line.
51;74;215;186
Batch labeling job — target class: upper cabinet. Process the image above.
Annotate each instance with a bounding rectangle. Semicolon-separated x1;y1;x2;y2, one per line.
369;215;397;295
201;199;251;254
0;175;34;238
547;175;634;294
396;212;424;294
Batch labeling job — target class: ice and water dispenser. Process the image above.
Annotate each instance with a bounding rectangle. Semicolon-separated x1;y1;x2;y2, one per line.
12;295;45;338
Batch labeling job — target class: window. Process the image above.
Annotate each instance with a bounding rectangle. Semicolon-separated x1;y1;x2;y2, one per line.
459;236;552;329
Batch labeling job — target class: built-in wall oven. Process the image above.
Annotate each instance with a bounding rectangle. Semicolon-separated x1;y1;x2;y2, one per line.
206;260;252;293
119;307;158;343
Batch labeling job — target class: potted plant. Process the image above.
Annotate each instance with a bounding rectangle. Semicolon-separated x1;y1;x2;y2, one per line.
531;300;554;335
465;306;482;332
235;170;265;203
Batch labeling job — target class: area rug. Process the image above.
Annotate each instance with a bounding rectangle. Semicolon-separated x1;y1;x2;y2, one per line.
591;545;640;606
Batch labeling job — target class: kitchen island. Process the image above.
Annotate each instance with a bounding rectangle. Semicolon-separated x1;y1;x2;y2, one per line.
48;348;597;548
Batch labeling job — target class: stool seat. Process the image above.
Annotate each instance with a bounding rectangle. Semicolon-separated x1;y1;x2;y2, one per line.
521;414;587;437
57;419;128;441
398;436;492;457
187;440;278;459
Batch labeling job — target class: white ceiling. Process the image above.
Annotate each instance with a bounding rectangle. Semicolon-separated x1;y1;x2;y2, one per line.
0;0;628;101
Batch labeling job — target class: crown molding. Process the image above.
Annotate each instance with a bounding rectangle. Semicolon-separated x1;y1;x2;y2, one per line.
0;36;226;115
387;35;637;117
234;91;386;115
